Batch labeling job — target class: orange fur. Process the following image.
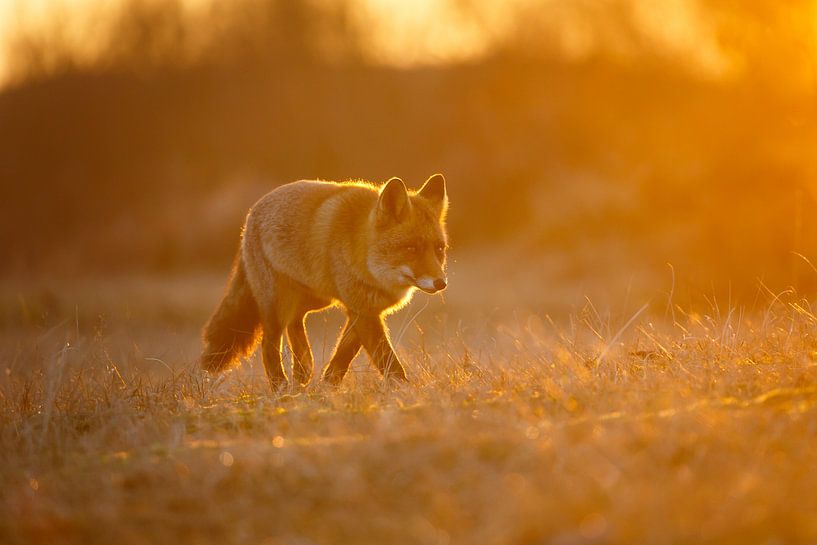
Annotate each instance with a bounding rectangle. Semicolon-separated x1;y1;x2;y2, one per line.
200;252;261;373
200;174;449;391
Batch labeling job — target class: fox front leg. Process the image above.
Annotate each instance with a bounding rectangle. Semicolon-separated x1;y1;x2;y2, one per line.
353;313;408;383
322;317;363;385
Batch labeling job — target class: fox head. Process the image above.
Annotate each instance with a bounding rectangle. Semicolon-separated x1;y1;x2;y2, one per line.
368;174;449;296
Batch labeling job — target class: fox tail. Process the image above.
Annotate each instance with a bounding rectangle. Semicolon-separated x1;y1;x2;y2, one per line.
200;250;261;373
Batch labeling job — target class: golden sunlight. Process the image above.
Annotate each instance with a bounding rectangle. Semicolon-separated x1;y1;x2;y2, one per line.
5;1;817;544
0;0;760;86
0;0;210;85
350;0;509;66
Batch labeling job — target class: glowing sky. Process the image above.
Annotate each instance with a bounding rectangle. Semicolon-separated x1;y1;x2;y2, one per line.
0;0;210;84
2;0;809;88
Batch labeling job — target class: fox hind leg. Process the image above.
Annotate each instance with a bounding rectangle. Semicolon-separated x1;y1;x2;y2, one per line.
260;315;288;392
287;315;314;386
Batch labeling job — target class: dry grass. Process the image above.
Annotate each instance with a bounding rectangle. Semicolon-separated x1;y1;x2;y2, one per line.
2;276;817;545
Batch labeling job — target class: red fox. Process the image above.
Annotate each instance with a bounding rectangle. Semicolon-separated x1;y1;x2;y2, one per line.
200;174;449;391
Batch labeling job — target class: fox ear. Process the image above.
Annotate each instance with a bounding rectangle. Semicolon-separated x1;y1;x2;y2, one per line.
418;173;448;216
378;177;410;222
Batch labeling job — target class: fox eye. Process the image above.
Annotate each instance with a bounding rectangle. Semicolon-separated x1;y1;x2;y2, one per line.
435;244;446;255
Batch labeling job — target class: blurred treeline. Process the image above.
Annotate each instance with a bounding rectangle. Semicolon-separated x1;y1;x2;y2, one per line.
1;0;816;293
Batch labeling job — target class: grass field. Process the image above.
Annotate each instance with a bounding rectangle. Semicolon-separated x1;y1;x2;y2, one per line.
2;270;817;545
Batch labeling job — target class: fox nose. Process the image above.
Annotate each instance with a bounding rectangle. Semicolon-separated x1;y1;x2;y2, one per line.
433;278;447;291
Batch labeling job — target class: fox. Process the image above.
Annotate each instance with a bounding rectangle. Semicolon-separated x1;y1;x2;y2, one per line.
199;174;449;391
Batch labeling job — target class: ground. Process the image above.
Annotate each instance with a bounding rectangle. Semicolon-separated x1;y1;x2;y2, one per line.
2;271;817;545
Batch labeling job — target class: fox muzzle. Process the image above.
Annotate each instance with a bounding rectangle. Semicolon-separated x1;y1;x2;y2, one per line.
415;276;447;294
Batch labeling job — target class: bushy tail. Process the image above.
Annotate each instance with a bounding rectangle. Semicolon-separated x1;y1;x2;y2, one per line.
200;251;261;373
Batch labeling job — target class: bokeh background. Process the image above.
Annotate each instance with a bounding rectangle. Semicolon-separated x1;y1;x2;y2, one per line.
2;0;817;312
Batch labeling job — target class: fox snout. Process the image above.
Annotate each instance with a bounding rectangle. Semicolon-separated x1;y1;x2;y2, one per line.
414;275;447;294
